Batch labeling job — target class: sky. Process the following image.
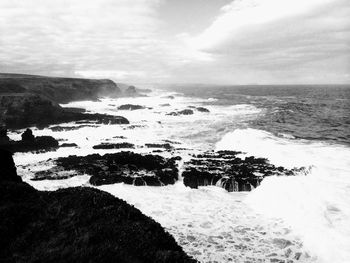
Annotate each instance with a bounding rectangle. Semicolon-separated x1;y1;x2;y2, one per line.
0;0;349;84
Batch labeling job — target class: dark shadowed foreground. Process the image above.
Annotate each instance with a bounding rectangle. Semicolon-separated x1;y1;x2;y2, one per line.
0;149;196;263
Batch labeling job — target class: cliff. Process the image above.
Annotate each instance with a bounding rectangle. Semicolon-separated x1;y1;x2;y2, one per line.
0;93;129;129
0;73;121;103
0;149;196;263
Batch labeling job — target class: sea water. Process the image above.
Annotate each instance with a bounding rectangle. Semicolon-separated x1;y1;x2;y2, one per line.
12;85;350;262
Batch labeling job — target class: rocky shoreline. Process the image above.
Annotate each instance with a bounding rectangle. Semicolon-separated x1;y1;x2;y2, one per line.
0;73;121;103
28;147;306;192
0;149;196;262
182;151;307;191
0;128;59;153
0;73;311;262
0;93;129;129
0;73;153;129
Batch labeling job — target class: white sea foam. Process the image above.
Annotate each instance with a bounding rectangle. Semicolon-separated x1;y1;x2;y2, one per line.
216;128;350;263
97;182;315;262
12;93;323;262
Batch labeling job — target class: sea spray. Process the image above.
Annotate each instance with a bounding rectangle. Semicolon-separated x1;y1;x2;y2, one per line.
216;128;350;263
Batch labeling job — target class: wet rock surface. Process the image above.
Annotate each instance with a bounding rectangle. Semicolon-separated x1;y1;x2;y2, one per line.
182;150;307;192
0;150;196;263
196;107;210;113
167;109;194;116
93;142;135;149
117;104;146;110
34;151;180;187
60;143;78;148
0;149;21;183
0;128;59;153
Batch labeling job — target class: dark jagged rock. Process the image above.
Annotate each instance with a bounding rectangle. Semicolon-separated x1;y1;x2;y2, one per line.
0;129;59;153
60;143;78;148
0;93;129;129
178;109;194;115
83;114;129;125
145;143;173;150
93;142;135;149
182;151;307;192
0;73;121;103
0;127;10;144
196;107;210;113
21;128;35;141
0;149;21;183
35;152;180;187
0;152;196;263
167;109;194;116
117;104;146;110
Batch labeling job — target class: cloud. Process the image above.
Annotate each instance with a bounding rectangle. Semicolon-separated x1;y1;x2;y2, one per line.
0;0;349;84
186;0;350;83
0;0;164;79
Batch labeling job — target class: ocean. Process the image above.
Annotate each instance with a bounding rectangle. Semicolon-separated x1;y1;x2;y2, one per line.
11;84;350;263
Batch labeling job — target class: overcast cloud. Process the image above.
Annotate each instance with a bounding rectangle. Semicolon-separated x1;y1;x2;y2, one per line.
0;0;349;84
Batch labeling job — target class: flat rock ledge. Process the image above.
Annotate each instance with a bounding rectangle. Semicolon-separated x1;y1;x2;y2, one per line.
0;149;196;263
92;142;135;149
33;151;181;186
182;150;307;192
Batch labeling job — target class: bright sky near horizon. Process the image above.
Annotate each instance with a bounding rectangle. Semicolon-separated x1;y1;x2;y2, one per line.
0;0;349;84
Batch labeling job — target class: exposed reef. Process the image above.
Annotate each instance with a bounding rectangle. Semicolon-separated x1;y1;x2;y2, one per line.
182;150;307;192
196;107;210;113
28;148;307;192
167;109;194;116
117;104;146;110
93;142;135;149
32;151;181;187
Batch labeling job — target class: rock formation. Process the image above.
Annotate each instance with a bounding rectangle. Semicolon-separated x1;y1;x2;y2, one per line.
0;73;121;103
92;142;135;149
0;94;129;129
182;151;307;192
32;151;180;187
0;149;196;262
0;128;59;153
196;107;210;113
117;104;146;110
167;109;194;116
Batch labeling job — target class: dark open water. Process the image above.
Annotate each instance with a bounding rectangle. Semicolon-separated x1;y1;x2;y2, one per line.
166;84;350;145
